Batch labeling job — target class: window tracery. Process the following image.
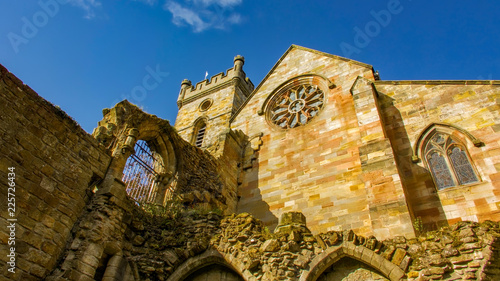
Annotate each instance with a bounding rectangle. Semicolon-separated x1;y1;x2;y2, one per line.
424;132;478;190
267;83;325;129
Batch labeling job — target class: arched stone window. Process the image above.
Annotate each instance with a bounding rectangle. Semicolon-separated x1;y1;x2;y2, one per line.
192;119;207;148
424;132;479;190
122;140;165;204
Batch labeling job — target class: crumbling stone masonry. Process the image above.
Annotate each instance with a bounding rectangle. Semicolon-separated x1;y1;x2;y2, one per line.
1;44;500;280
0;64;111;280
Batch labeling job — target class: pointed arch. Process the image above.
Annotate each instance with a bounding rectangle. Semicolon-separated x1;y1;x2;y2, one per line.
120;125;178;206
412;123;482;190
412;122;484;163
122;139;166;204
300;244;404;281
166;250;244;281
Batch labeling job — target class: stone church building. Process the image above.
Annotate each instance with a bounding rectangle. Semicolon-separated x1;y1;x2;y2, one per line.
1;45;500;280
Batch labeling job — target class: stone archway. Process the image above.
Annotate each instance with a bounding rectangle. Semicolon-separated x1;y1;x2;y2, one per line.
183;263;243;281
166;250;244;281
300;244;404;281
316;257;389;281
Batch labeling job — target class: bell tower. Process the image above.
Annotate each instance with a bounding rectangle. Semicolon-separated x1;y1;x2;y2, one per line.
174;55;254;150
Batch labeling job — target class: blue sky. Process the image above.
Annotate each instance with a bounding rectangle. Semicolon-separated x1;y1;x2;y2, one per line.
1;0;499;133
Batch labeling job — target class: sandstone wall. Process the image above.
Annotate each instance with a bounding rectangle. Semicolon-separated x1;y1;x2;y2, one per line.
0;65;112;280
93;100;239;213
175;84;236;148
230;46;414;239
174;57;253;150
376;81;500;229
0;65;245;279
58;204;498;281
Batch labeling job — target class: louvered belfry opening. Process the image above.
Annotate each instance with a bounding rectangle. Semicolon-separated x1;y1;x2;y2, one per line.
195;124;206;147
122;140;165;204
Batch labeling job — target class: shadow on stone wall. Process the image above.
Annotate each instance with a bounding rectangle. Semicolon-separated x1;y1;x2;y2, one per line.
236;149;279;231
377;93;448;231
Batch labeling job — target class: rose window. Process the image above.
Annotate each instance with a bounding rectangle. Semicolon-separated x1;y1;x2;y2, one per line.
267;84;325;129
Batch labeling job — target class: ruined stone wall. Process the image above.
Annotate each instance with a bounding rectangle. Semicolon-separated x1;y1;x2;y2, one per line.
93;100;238;213
0;66;244;279
0;65;112;280
46;189;227;281
376;81;500;230
176;212;500;281
230;46;414;240
43;99;248;280
44;189;500;281
173;140;237;212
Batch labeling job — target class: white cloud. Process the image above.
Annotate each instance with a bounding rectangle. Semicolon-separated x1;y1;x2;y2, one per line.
133;0;158;5
63;0;242;30
66;0;102;19
226;13;241;24
192;0;242;8
164;0;243;32
165;2;208;32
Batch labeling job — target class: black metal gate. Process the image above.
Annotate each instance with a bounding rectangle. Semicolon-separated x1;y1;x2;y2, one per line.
122;140;165;204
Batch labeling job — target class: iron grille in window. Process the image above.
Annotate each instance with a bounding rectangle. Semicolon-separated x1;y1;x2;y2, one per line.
424;133;478;190
195;124;206;147
122;140;165;204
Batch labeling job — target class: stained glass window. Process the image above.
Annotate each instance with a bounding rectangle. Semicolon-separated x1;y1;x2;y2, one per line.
424;132;479;190
449;146;478;185
427;152;454;189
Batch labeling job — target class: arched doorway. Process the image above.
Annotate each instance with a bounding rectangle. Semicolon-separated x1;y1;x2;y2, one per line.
301;245;404;281
183;263;243;281
316;257;389;281
167;250;245;281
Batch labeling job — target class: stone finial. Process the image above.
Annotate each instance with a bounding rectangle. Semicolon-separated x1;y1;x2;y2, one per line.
181;79;192;88
234;55;245;64
177;79;192;109
234;55;245;73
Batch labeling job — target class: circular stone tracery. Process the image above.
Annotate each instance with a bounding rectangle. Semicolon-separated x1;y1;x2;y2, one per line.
268;84;325;129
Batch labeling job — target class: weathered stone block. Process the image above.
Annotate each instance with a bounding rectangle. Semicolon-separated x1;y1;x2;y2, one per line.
260;239;280;252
